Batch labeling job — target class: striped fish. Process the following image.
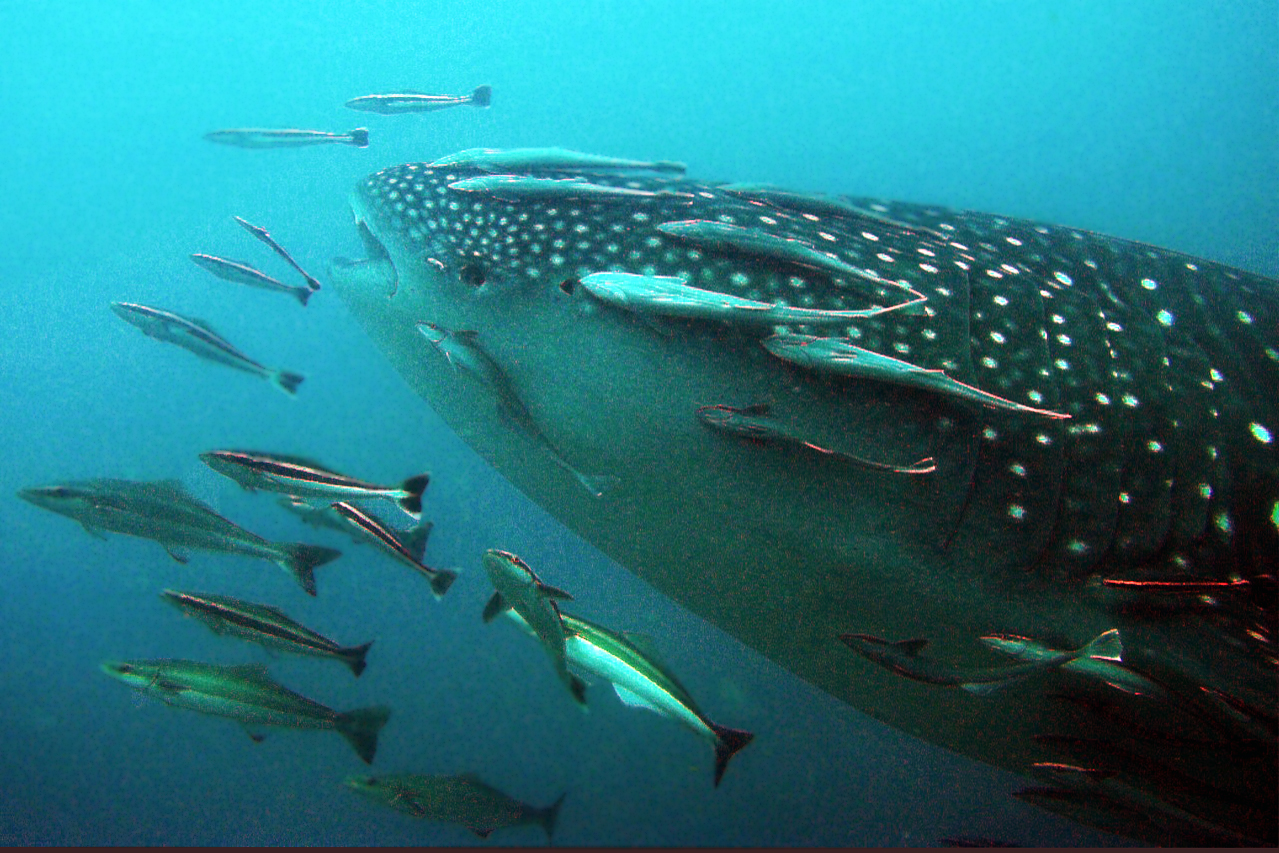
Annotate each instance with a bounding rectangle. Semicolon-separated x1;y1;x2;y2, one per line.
329;501;456;599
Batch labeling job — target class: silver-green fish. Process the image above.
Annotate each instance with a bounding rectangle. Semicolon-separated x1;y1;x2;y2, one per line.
203;127;369;149
190;253;313;306
329;501;456;599
161;589;373;676
345;85;491;114
345;772;565;840
100;658;390;762
17;478;341;595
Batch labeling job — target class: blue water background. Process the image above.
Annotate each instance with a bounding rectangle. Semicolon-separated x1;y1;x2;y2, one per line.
1;1;1274;846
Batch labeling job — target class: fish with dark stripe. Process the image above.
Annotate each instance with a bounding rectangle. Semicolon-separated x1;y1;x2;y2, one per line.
329;501;456;598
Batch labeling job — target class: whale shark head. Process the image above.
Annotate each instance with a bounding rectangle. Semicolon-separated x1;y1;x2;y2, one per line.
332;151;1278;846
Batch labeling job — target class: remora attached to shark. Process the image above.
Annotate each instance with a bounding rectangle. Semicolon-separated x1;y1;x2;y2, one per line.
329;148;1278;845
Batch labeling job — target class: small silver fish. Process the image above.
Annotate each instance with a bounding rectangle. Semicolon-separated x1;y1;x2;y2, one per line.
203;127;369;149
233;217;323;292
428;147;685;173
329;501;456;599
110;302;304;395
345;85;491;114
190;253;313;306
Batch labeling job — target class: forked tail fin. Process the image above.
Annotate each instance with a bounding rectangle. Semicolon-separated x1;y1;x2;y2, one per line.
471;84;492;107
273;370;305;396
397;473;430;518
348;128;370;148
709;721;755;787
277;543;343;595
539;791;567;841
1079;628;1123;662
343;640;375;678
429;568;458;600
336;705;391;764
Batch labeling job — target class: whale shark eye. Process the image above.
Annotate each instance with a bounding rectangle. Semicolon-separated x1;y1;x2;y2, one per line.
460;262;486;287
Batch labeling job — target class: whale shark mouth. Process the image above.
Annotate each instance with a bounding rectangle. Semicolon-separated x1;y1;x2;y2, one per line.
331;149;1278;847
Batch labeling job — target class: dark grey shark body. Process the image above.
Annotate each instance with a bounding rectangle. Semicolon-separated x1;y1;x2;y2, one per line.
332;152;1277;845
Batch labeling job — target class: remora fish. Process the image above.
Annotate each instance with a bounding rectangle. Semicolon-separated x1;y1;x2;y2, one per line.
233;216;324;291
500;608;754;786
329;501;457;599
345;85;492;114
100;658;390;763
110;302;304;395
190;253;313;306
345;773;565;840
276;495;368;543
203;127;369;149
480;549;585;706
417;322;619;497
160;589;373;676
838;629;1122;694
18;478;340;595
330;150;1279;846
979;632;1165;697
199;450;429;520
428;146;685;173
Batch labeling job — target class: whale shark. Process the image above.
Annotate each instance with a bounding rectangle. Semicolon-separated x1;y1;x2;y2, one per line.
330;150;1277;845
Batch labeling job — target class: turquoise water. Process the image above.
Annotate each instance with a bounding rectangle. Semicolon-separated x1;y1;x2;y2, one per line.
1;1;1274;846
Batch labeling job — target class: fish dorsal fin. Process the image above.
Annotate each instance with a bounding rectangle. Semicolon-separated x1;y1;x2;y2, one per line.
537;582;574;601
741;403;772;416
184;316;223;335
224;663;273;683
163;545;191;564
894;639;929;657
152;479;193;498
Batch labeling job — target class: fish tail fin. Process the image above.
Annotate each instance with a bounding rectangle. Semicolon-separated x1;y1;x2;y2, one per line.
295;286;312;307
429;568;458;600
402;520;432;560
1079;628;1123;662
539;791;567;841
348;128;370;148
568;673;589;709
336;705;391;764
471;84;492;107
397;473;430;518
273;370;305;396
708;722;755;787
343;640;374;677
277;543;342;596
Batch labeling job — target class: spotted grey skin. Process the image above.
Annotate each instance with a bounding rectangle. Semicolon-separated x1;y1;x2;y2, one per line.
332;155;1277;844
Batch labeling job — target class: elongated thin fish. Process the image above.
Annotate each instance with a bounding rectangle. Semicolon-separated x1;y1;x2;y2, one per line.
161;589;373;676
448;175;693;202
199;450;429;520
346;773;564;840
345;85;492;114
100;658;390;763
110;302;304;395
980;632;1163;697
190;253;313;306
203;127;369;149
501;608;755;787
233;216;323;291
17;478;340;595
428;146;685;173
839;629;1122;694
277;495;368;543
329;501;456;599
481;549;585;706
417;323;619;497
697;403;937;474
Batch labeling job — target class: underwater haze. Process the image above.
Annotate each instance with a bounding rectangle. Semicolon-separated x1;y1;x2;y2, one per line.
1;0;1274;846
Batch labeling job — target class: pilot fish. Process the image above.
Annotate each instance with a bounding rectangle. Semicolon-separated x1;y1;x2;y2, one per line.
329;148;1278;845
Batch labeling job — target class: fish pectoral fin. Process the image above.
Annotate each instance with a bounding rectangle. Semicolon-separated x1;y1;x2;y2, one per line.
893;639;929;657
78;521;107;540
238;723;267;743
470;828;495;839
537;583;574;601
481;591;508;623
612;683;664;714
163;545;192;564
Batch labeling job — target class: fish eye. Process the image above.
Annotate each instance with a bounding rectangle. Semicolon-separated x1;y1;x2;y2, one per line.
459;262;486;288
559;278;578;295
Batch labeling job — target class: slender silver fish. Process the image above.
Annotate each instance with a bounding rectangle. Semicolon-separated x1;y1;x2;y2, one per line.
199;450;429;520
345;85;492;114
203;127;369;148
190;253;313;306
233;216;323;291
18;478;341;595
329;501;457;599
346;773;564;840
110;302;304;395
161;589;374;676
427;146;685;173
